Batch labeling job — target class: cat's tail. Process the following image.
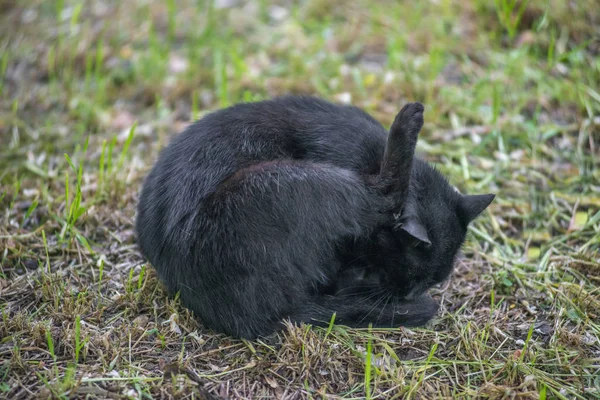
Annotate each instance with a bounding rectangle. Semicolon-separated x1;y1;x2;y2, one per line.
286;292;439;330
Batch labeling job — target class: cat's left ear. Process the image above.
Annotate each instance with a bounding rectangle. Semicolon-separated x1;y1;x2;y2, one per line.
396;197;431;246
459;194;495;223
400;217;431;246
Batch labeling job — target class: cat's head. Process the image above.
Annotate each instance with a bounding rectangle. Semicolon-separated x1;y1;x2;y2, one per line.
367;102;494;299
374;159;494;298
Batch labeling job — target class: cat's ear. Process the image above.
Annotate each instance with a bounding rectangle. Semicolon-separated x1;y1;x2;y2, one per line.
396;196;431;246
399;217;431;246
459;194;495;223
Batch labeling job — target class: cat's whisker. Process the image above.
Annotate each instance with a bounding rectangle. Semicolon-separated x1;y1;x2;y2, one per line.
354;291;387;306
376;293;392;326
358;293;387;325
347;288;385;300
333;285;380;297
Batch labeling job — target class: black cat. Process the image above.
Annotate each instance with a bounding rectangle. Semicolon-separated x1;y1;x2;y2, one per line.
136;96;494;339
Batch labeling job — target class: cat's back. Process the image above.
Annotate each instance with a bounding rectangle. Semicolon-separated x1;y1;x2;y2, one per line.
154;96;387;189
138;97;387;233
172;95;387;157
230;96;389;174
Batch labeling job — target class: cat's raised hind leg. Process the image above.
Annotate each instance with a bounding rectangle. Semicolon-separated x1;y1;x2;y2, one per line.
379;102;424;207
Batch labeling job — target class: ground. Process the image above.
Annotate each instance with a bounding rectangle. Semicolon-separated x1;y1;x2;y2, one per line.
0;0;599;399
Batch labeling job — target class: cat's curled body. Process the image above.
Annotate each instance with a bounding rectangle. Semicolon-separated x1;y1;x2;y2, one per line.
136;96;494;339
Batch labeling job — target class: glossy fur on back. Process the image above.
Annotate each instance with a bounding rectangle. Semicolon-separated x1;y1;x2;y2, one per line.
136;96;494;339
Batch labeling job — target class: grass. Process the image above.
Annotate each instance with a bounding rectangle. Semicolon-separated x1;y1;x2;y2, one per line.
0;0;599;398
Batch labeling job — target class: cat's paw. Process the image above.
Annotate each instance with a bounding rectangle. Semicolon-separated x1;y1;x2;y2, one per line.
392;102;424;141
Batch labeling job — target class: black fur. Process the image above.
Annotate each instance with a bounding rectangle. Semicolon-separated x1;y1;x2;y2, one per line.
136;96;494;339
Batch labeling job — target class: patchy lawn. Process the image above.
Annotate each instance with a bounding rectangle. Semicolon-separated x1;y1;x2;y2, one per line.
1;0;599;398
